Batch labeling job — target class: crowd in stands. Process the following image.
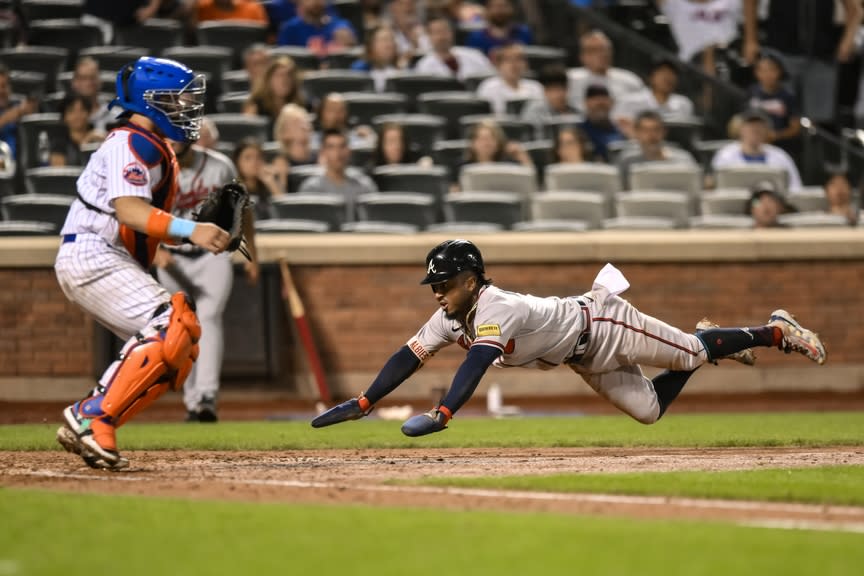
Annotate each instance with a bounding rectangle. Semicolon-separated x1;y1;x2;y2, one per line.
0;0;863;233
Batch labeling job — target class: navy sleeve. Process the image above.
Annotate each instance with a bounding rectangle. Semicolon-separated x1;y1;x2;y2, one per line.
363;346;422;404
440;345;503;414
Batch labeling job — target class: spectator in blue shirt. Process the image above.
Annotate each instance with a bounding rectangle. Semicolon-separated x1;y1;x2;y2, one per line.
0;64;39;165
277;0;357;53
747;52;801;156
578;84;625;162
465;0;533;56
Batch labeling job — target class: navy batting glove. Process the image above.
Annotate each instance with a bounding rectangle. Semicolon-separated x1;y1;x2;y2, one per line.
401;407;451;437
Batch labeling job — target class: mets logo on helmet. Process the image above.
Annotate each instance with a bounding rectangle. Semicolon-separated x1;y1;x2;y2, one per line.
123;162;148;186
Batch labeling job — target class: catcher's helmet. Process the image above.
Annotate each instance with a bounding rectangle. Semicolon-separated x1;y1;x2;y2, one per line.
421;239;485;285
110;57;206;143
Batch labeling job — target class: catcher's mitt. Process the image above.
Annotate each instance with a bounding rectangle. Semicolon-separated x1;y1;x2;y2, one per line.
193;180;252;260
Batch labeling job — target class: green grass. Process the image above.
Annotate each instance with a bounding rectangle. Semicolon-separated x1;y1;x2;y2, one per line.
1;488;862;576
1;412;862;451
417;465;864;506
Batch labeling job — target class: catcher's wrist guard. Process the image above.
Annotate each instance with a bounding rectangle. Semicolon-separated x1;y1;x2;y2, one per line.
193;180;252;260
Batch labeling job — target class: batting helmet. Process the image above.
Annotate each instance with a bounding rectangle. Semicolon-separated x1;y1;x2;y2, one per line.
420;239;485;285
110;57;206;143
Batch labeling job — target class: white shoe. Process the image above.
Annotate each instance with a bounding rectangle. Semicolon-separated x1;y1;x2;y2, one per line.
695;318;757;366
768;310;827;365
58;404;129;470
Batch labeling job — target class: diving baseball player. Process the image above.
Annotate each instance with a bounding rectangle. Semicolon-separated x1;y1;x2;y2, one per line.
313;239;826;436
54;57;230;469
154;141;258;422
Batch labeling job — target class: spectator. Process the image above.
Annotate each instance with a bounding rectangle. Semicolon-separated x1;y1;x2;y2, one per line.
568;30;645;113
476;43;544;115
747;51;802;155
552;125;592;164
465;0;533;56
427;0;486;26
197;117;221;150
457;118;534;181
82;0;161;44
824;172;857;225
313;92;375;148
578;84;625;163
351;25;405;92
277;0;357;53
614;57;694;138
70;57;113;133
273;103;317;167
298;129;378;220
372;122;431;167
414;15;495;81
617;110;696;189
197;0;267;23
521;64;579;139
385;0;431;58
233;138;286;220
742;0;862;126
657;0;740;75
49;95;105;167
748;180;789;228
243;44;271;92
361;0;385;30
0;64;39;162
243;56;304;129
712;109;802;192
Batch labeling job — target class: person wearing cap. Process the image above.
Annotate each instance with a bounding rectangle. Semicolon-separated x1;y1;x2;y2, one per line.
748;180;789;228
711;109;802;192
578;84;625;163
614;57;695;138
567;30;645;113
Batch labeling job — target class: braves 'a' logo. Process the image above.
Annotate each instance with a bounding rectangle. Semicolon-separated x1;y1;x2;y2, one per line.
122;162;148;186
427;261;436;274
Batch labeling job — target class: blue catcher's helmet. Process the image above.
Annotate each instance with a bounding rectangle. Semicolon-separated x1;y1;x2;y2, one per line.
110;57;206;143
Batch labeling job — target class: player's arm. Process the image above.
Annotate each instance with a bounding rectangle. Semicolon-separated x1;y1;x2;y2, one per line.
401;345;502;437
113;196;230;253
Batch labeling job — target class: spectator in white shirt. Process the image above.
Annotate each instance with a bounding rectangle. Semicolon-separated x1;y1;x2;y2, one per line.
614;57;695;137
414;14;495;82
568;30;645;112
712;109;802;192
476;43;544;115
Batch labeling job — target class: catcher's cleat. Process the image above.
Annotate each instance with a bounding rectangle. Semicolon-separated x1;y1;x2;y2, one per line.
59;403;129;470
768;309;826;365
695;319;757;366
311;397;373;428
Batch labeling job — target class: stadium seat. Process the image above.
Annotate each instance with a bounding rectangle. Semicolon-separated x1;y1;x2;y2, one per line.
223;70;251;93
324;47;364;70
20;0;83;21
700;188;751;216
614;191;690;228
0;46;67;93
432;139;468;183
17;113;65;171
207;114;270;144
254;219;330;233
196;21;268;69
268;46;321;71
545;163;620;216
460;114;534;142
114;19;184;54
522;139;553;186
301;70;375;108
357;193;437;229
217;92;250;114
371;114;445;157
777;213;851;228
0;220;57;236
0;21;15;49
342;92;408;127
162;46;233;108
662;117;704;156
462;73;494;92
425;221;504;233
417;92;491;139
349;142;374;169
372;165;449;209
25;166;82;196
531;190;606;229
287;165;324;193
8;71;46;99
270;194;346;231
79;46;148;74
28;19;103;69
340;221;419;234
786;187;829;213
384;72;465;111
521;45;567;74
688;215;753;229
602;216;679;230
0;174;16;197
513;220;589;232
540;114;585;141
1;194;72;232
459;163;537;216
444;191;523;230
629;163;702;213
695;139;733;173
715;165;788;194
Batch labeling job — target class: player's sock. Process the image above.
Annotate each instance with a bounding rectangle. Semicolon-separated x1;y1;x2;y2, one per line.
696;326;780;361
654;368;698;418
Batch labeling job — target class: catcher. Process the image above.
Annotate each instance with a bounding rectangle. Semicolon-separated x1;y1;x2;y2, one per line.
313;239;826;437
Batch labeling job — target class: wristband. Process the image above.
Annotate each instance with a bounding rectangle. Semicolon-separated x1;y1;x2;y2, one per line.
167;217;196;239
437;405;453;423
145;209;173;239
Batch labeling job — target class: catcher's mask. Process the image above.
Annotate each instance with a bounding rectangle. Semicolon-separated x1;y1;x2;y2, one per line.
421;239;485;285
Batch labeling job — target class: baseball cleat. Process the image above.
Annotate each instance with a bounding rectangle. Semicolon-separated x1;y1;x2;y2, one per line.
60;404;129;470
311;397;373;428
767;310;826;365
696;318;757;366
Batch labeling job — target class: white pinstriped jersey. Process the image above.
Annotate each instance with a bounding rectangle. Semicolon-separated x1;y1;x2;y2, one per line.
407;285;591;370
61;129;168;246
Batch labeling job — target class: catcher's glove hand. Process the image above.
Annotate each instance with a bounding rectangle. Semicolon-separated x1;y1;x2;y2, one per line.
401;407;450;437
193;180;252;260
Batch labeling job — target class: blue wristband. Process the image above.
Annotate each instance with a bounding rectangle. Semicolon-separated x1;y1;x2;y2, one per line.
167;217;196;238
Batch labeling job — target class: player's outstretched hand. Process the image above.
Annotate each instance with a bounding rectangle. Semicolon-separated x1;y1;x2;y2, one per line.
190;222;230;254
401;409;449;437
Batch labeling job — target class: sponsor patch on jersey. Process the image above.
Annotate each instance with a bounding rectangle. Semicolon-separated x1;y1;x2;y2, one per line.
122;162;148;186
476;324;501;337
408;338;431;362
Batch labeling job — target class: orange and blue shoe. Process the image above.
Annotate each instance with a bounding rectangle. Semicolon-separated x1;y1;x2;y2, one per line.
56;400;128;471
767;309;827;365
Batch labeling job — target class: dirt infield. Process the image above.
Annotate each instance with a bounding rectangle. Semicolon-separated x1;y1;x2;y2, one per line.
3;447;864;531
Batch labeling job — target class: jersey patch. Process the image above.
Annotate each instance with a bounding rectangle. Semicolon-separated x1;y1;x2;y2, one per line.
476;324;501;337
123;162;148;186
408;338;431;362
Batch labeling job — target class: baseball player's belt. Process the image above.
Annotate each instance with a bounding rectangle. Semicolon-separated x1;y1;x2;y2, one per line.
565;297;592;365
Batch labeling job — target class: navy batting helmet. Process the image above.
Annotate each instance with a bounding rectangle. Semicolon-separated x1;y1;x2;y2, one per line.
110;57;206;143
421;239;485;285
